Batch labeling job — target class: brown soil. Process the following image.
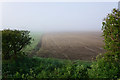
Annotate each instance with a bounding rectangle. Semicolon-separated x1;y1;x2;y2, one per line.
36;32;105;61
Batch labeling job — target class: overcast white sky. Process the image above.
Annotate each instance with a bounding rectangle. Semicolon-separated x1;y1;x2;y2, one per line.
1;2;118;32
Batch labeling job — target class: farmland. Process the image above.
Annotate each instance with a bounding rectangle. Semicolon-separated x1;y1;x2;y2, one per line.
35;32;105;61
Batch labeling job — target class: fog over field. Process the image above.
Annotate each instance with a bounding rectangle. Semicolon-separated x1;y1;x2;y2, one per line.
35;32;105;60
2;2;118;32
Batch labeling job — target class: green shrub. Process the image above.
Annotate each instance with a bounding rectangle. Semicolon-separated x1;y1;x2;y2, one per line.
2;29;32;60
88;8;120;78
2;56;91;79
88;53;120;78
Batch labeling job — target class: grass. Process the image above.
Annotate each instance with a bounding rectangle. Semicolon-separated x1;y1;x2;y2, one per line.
23;32;42;53
2;56;92;79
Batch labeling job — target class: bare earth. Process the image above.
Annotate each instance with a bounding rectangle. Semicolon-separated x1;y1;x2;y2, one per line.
36;32;105;61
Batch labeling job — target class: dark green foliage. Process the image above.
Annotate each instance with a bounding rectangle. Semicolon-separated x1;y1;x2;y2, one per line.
88;8;120;78
88;53;120;78
2;29;32;60
2;57;91;79
102;8;120;53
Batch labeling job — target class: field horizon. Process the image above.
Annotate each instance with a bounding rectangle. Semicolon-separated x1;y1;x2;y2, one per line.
32;31;105;61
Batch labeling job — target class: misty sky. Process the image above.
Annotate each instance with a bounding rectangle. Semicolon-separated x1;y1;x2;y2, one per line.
2;2;118;32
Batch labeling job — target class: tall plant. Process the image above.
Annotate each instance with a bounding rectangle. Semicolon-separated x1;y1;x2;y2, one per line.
2;29;32;60
88;8;120;78
102;8;120;54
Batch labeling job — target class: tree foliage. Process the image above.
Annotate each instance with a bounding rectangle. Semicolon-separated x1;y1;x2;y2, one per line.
2;29;32;60
102;8;120;53
88;8;120;78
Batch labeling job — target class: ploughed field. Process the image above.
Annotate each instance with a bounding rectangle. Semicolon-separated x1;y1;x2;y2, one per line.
36;32;105;61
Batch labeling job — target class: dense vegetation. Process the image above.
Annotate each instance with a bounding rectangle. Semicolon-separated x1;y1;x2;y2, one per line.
2;29;32;60
2;8;120;79
88;8;120;78
3;56;91;79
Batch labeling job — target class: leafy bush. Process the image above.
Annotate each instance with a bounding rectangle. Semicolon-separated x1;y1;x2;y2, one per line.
102;9;120;53
88;53;120;78
2;56;91;79
88;8;120;78
2;29;32;60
